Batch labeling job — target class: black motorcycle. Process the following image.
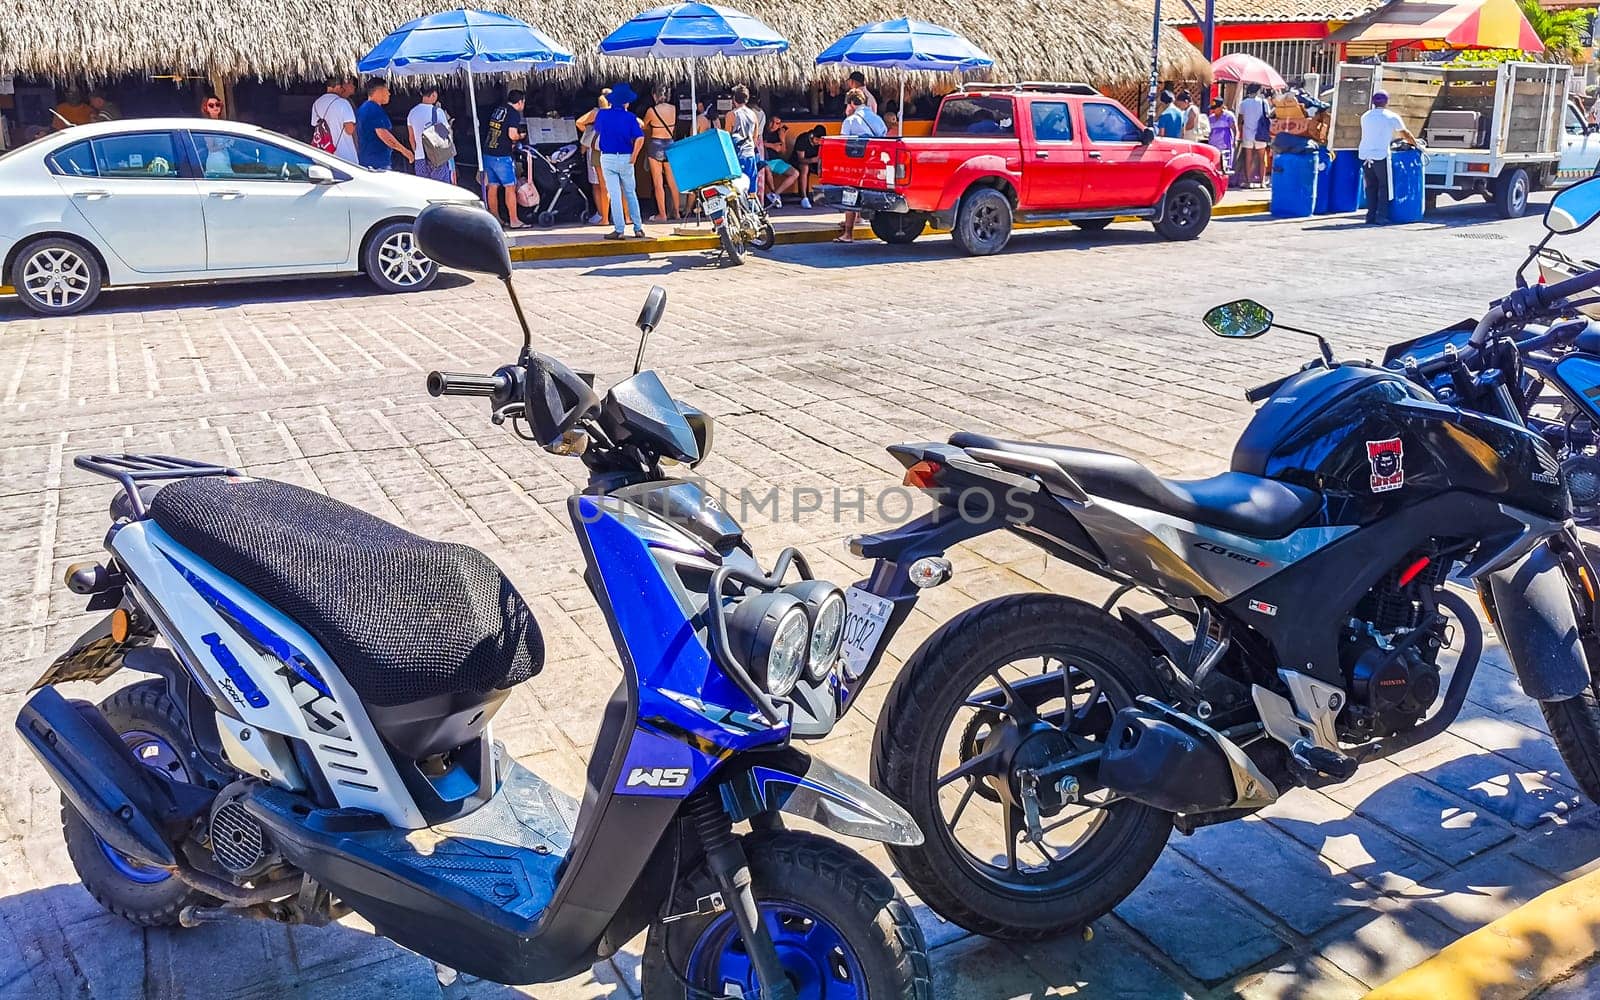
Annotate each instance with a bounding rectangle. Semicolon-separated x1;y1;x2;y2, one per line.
827;176;1600;939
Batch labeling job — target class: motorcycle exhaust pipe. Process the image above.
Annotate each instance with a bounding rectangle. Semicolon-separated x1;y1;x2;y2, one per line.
15;687;210;867
1097;698;1278;815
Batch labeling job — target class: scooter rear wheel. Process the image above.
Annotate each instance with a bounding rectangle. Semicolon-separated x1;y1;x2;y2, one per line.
640;831;931;1000
62;681;218;926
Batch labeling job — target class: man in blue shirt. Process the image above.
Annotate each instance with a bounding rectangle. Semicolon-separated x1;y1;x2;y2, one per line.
355;80;413;171
1156;90;1184;139
593;82;646;240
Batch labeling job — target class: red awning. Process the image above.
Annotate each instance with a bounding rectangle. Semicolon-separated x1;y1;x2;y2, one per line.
1326;0;1544;51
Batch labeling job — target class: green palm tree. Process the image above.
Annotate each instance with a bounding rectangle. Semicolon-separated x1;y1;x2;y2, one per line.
1517;0;1594;63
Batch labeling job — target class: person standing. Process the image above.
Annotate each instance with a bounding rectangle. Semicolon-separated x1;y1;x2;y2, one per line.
594;82;647;241
1358;90;1420;226
726;84;764;201
643;85;680;222
834;88;887;243
484;90;527;229
1207;98;1237;174
847;71;878;113
1177;91;1207;142
1237;84;1271;188
577;90;614;226
1156;90;1183;139
87;93;118;123
312;76;358;164
355;80;412;172
407;85;455;184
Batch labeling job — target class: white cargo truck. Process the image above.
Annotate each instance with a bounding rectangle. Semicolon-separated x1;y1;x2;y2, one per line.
1330;61;1571;218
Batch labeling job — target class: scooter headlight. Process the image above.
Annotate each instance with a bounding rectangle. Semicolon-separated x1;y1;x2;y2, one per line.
784;580;847;679
727;592;809;697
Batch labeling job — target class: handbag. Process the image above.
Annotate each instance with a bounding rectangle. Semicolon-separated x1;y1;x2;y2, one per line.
421;105;456;168
516;150;541;209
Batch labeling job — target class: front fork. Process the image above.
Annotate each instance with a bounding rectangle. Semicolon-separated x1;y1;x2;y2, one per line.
687;795;798;1000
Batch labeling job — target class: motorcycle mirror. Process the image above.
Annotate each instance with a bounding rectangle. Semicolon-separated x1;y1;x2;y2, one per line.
634;286;667;375
1546;175;1600;236
1204;300;1274;339
415;202;533;354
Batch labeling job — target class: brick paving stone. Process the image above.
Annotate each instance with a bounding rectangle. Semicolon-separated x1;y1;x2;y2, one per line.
1;209;1596;997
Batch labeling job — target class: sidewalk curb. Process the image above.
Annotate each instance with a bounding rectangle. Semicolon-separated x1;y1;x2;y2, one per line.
508;200;1272;263
1360;868;1600;1000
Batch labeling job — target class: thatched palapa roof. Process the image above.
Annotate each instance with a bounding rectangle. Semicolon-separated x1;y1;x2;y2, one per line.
0;0;1210;90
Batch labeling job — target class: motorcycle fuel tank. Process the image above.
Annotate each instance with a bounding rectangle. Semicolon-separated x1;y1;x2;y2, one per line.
1230;362;1567;525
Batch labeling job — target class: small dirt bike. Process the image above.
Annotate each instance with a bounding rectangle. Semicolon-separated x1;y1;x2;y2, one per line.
826;176;1600;940
18;203;930;999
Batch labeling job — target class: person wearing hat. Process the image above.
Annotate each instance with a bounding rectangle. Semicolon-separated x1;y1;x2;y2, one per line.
594;82;647;240
1358;90;1420;225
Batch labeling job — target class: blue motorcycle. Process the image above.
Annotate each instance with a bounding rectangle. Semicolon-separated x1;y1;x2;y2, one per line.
17;203;929;999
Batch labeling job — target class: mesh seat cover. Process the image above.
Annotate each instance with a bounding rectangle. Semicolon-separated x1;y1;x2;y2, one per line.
148;477;542;707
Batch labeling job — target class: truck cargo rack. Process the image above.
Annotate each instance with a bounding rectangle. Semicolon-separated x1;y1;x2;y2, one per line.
74;454;242;518
959;82;1099;96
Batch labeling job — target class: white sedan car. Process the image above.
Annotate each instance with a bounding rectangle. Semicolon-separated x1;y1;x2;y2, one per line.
0;118;482;315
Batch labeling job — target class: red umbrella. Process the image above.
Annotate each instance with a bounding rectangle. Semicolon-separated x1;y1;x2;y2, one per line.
1212;53;1288;90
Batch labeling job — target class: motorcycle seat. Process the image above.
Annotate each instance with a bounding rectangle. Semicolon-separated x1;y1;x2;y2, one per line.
950;432;1320;539
147;477;543;712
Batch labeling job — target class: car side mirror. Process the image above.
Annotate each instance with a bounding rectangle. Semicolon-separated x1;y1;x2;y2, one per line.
1204;299;1274;339
415;202;512;279
1140;127;1156;145
307;164;336;184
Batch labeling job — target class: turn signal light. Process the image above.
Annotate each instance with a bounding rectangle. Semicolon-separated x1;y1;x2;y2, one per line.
1579;565;1596;605
908;557;954;589
903;460;942;489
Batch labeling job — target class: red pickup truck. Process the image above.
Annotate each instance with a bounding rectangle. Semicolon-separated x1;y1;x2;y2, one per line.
819;84;1229;254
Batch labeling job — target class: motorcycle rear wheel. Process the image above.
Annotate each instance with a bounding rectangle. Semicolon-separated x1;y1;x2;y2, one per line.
640;831;931;1000
872;593;1172;941
62;681;218;926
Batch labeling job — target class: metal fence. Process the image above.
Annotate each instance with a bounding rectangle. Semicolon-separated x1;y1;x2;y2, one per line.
1220;39;1338;84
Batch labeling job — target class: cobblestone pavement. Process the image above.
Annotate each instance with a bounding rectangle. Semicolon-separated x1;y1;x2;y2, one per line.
2;206;1596;999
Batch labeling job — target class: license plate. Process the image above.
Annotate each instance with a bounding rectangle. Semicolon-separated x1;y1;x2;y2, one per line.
840;586;893;680
840;188;859;207
704;194;726;214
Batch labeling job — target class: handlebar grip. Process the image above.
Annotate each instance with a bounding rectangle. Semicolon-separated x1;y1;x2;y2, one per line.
426;370;508;398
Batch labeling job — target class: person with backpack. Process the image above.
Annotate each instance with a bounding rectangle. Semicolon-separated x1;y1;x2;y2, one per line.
311;76;358;164
406;85;456;184
833;88;887;243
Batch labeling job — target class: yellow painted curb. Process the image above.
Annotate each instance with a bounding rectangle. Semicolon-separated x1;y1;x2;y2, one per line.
1361;868;1600;1000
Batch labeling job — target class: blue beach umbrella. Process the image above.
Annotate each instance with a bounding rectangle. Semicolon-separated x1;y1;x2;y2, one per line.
816;19;994;135
359;8;574;172
599;3;789;133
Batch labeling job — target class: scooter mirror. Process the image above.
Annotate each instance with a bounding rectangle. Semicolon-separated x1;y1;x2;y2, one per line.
414;202;513;279
634;286;668;374
1546;176;1600;236
1204;299;1274;339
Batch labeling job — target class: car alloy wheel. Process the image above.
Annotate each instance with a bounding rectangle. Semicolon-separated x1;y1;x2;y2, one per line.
22;246;94;310
377;230;434;288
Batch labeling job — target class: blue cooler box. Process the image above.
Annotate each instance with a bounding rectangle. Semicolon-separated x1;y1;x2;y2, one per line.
666;130;741;191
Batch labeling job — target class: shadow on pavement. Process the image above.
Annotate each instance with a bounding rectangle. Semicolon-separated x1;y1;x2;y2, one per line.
0;273;475;322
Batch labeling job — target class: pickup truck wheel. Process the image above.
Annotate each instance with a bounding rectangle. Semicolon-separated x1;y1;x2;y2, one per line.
953;189;1013;256
1071;218;1113;231
1153;179;1212;241
1494;168;1530;219
870;212;928;245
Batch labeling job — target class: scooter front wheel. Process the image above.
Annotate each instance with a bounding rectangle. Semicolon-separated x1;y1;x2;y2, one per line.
640;831;931;1000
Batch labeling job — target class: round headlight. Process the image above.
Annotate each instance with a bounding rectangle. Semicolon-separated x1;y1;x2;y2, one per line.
783;581;848;679
726;592;810;698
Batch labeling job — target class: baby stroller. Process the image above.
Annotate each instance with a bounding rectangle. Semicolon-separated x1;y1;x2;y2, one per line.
517;142;592;228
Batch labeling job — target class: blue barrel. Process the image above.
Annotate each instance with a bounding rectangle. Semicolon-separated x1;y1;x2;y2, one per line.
1327;151;1362;213
1312;147;1334;215
1388;148;1425;223
1270;151;1317;218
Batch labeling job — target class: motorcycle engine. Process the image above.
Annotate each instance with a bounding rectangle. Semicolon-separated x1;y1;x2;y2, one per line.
1338;549;1452;739
1561;450;1600;524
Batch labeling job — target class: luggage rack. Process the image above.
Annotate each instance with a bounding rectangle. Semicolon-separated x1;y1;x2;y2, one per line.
74;454;242;518
960;81;1098;96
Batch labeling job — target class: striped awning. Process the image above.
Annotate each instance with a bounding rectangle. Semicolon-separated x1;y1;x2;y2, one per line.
1326;0;1544;51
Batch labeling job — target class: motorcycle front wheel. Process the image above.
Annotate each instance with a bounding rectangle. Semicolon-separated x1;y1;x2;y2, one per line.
872;593;1173;940
716;216;747;266
639;831;931;1000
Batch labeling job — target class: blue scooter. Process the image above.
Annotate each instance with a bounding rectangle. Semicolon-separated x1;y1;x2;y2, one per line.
17;203;929;999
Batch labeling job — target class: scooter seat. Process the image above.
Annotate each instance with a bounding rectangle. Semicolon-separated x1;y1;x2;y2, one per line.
950;432;1320;539
147;477;543;709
